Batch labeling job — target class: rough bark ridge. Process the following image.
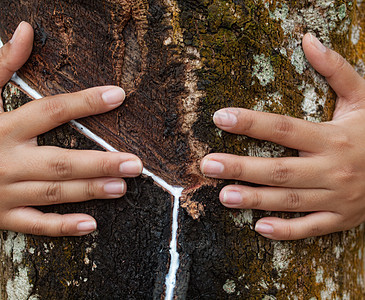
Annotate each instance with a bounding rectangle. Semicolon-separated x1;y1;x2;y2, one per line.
1;0;365;299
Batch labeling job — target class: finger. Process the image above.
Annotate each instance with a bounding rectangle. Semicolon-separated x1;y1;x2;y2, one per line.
212;108;328;152
201;154;327;188
219;185;331;212
254;212;342;240
10;86;126;140
12;146;142;181
0;22;34;88
1;207;98;236
7;178;127;207
303;33;365;100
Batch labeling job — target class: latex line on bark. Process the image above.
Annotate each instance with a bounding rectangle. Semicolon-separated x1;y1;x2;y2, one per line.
8;69;183;300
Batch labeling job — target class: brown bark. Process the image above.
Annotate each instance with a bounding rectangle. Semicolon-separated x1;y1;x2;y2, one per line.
1;1;365;299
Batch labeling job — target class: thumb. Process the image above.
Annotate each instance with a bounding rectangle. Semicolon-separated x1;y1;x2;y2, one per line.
302;33;365;103
0;21;34;87
0;22;34;111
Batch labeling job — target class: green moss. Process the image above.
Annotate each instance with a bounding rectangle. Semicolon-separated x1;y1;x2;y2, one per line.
176;0;360;157
338;3;347;20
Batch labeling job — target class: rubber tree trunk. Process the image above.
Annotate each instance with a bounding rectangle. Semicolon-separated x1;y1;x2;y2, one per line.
1;1;365;299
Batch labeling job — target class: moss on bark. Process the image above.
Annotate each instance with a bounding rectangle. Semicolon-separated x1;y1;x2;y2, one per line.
1;1;365;299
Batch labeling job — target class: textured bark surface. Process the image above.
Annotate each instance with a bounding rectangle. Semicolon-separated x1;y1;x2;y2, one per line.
1;0;365;299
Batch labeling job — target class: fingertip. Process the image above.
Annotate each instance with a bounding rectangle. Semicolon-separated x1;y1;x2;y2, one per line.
219;187;243;207
200;156;225;177
8;22;22;45
213;108;238;128
101;86;126;106
0;22;34;75
199;156;209;173
104;179;126;197
119;157;143;177
302;33;364;99
10;21;34;45
302;32;312;44
76;219;97;236
0;22;34;86
255;219;275;239
136;157;144;174
302;33;328;71
8;22;34;62
200;156;208;171
201;153;223;163
52;214;98;236
303;33;327;54
255;217;295;241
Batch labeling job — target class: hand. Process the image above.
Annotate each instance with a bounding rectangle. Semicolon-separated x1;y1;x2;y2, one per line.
0;22;143;236
201;33;365;240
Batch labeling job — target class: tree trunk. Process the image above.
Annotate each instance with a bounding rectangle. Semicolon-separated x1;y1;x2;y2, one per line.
1;0;365;299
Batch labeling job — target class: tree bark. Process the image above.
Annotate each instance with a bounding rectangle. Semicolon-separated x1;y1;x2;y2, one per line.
1;0;365;299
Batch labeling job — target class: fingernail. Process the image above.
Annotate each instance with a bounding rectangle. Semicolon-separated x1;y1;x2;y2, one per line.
77;220;97;233
222;190;242;205
102;87;125;105
119;160;143;176
201;160;224;177
10;21;24;44
213;109;238;127
104;180;125;195
309;33;327;53
255;222;274;235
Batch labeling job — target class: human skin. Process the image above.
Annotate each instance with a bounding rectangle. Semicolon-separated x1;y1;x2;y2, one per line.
201;33;365;241
0;22;143;237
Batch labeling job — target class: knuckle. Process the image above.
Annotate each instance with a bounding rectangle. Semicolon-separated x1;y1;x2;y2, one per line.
29;221;44;236
344;190;361;205
231;163;244;179
98;158;114;175
331;132;351;154
282;224;293;240
59;218;70;235
243;114;255;132
332;52;347;76
251;191;263;208
308;224;321;238
84;181;97;199
45;182;63;204
270;162;290;185
285;190;301;210
53;155;73;179
272;117;293;141
334;165;356;184
81;91;99;114
344;214;361;230
43;98;67;122
0;114;17;137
